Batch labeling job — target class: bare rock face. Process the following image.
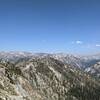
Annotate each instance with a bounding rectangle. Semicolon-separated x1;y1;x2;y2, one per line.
0;57;100;100
85;61;100;77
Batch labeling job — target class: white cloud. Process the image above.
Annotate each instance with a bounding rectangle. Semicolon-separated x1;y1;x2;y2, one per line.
76;41;83;44
71;40;83;45
96;44;100;47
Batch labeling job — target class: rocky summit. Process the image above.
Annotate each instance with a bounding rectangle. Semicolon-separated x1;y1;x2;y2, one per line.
0;52;100;100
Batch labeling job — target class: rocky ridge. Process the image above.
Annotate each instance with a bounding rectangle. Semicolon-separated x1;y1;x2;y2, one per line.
0;55;100;100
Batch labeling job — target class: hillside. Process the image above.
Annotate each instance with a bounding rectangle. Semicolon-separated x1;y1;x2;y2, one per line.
0;55;100;100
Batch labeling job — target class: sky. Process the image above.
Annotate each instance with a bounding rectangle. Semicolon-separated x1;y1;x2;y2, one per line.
0;0;100;54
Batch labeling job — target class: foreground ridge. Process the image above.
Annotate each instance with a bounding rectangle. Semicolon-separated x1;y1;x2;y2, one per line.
0;55;100;100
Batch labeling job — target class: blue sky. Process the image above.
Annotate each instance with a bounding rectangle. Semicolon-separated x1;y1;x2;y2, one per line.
0;0;100;54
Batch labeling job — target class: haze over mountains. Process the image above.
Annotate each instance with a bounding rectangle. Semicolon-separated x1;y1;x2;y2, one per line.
0;51;100;100
0;51;100;77
0;51;100;68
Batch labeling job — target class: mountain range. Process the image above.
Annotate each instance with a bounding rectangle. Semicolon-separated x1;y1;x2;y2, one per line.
0;51;100;100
